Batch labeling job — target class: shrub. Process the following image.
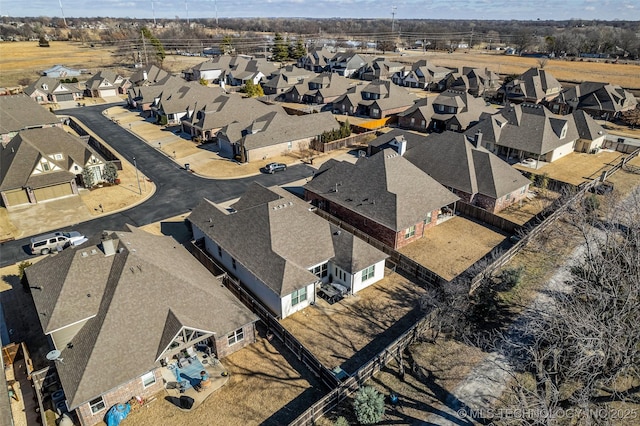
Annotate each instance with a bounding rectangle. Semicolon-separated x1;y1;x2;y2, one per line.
353;386;384;424
102;161;118;183
18;261;32;279
497;266;524;290
334;416;349;426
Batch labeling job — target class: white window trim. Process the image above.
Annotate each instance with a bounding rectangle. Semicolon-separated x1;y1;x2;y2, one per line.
227;328;244;346
141;371;156;388
291;287;308;306
362;265;375;282
89;396;106;414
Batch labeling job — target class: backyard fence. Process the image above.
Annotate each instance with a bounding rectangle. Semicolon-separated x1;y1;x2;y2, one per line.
312;208;447;289
468;147;640;293
310;130;378;153
188;240;340;391
66;117;122;169
455;202;521;234
288;313;434;426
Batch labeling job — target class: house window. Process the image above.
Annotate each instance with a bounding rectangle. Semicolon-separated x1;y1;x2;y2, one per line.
404;225;416;239
371;108;379;116
450;124;459;131
291;287;307;306
217;245;222;257
424;212;432;224
54;153;63;160
410;117;415;125
421;120;426;127
310;263;328;278
43;163;50;171
521;187;527;194
141;371;156;388
74;165;79;171
227;328;244;345
231;258;236;270
506;193;511;201
89;397;106;414
560;127;567;139
362;265;375;282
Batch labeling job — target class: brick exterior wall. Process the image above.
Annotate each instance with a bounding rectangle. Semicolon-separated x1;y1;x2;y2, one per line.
476;186;529;213
75;368;164;426
306;190;439;250
212;322;256;359
398;111;428;132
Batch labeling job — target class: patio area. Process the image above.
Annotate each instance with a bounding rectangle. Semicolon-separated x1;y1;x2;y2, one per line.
159;353;230;411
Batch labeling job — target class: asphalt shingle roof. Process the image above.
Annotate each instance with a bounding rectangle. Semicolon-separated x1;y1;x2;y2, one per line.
0;95;60;136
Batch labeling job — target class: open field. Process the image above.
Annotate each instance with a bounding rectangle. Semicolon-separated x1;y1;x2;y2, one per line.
281;270;426;374
3;41;639;91
391;50;640;89
399;216;508;281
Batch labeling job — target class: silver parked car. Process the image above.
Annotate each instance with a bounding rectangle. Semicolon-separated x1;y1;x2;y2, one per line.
30;231;87;255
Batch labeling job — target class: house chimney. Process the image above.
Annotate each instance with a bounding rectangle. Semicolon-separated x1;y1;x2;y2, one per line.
473;130;483;148
100;232;118;257
142;69;148;81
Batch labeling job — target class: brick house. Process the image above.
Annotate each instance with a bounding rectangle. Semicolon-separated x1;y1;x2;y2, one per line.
304;148;459;249
401;130;532;213
25;226;258;426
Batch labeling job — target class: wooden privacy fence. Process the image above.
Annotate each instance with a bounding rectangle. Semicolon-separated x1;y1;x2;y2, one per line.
469;147;640;292
456;202;520;234
188;240;340;390
310;130;378;153
288;314;434;426
67;117;123;169
312;208;447;288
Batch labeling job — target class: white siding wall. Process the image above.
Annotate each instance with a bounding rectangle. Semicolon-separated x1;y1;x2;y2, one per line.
546;140;576;162
194;225;283;317
200;70;223;81
352;259;386;294
280;282;316;319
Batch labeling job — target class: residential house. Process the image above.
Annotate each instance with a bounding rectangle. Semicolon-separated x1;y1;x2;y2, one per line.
402;130;532;213
328;52;370;77
304;148;460;249
24;77;84;104
84;70;131;98
183;56;235;83
181;93;284;142
41;64;82;78
549;81;638;120
366;128;430;156
262;66;314;96
397;89;496;132
189;183;388;319
126;75;184;114
465;103;606;163
0;95;62;145
500;67;562;104
333;80;415;119
129;64;170;87
284;72;353;105
0;127;108;207
297;47;333;72
391;60;452;91
25;226;258;426
357;58;404;81
153;83;224;125
225;58;277;87
217;110;340;162
449;67;499;97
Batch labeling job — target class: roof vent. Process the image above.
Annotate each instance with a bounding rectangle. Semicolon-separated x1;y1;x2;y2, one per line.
90;249;97;255
81;251;88;257
334;230;341;235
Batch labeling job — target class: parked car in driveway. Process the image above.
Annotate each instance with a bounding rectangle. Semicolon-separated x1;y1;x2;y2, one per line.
264;162;287;173
30;231;87;255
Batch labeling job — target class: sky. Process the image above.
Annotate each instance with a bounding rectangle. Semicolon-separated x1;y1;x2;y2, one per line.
1;0;638;21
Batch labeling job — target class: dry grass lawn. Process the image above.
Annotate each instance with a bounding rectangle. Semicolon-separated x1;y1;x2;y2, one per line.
281;271;426;373
120;327;324;426
516;150;627;186
496;188;561;225
399;216;508;281
394;51;640;89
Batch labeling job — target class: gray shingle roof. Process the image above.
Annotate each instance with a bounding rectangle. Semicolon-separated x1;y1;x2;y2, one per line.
558;81;637;114
465;103;580;156
0;95;60;136
25;226;257;410
188;183;387;297
402;130;531;199
0;127;104;191
304;149;459;231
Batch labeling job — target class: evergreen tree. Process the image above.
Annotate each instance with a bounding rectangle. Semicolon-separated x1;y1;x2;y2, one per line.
272;33;289;62
243;79;264;98
102;161;118;183
289;38;306;60
82;167;95;188
353;386;384;424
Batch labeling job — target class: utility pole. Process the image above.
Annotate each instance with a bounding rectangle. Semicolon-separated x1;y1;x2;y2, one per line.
185;0;189;26
152;0;156;26
391;6;397;33
58;0;67;27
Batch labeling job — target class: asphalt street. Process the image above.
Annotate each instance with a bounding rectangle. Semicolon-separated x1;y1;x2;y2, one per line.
0;103;315;267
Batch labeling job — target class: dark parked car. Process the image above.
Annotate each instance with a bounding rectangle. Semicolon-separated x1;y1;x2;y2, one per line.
264;162;287;173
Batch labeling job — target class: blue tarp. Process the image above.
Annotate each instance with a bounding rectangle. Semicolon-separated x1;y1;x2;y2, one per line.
106;403;131;426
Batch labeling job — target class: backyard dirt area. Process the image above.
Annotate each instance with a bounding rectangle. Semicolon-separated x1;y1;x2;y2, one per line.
282;270;427;374
398;216;508;281
118;323;325;426
316;338;487;426
496;188;561;226
515;149;626;186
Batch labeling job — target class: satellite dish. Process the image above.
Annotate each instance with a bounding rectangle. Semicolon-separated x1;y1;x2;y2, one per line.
46;350;63;363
